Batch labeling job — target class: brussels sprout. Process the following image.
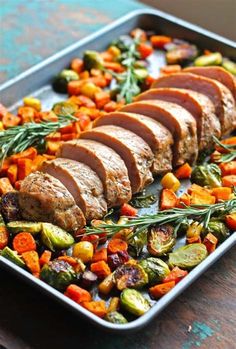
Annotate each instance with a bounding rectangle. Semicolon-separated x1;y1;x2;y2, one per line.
83;50;104;70
194;52;222;66
166;43;198;65
222;58;236;75
191;164;222;188
1;247;26;268
168;243;208;269
53;69;79;93
134;68;148;81
176;219;193;237
111;35;133;52
128;229;147;257
105;311;128;324
0;192;22;222
40;259;76;291
7;221;42;235
114;262;148;290
120;289;150;316
41;223;74;251
147;224;176;257
139;257;170;285
202;220;229;243
52;101;77;116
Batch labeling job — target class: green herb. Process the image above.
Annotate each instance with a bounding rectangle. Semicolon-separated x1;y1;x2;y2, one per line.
85;199;236;238
213;136;236;163
130;193;157;208
0;114;76;165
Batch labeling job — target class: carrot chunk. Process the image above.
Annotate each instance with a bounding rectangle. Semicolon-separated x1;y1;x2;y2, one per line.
81;234;99;250
22;251;40;274
163;267;188;284
7;164;18;185
160;189;178;210
120;203;137;217
211;187;232;201
82;300;107;318
175;163;192;179
137;43;153;59
107;238;128;255
11;147;37;163
65;284;91;303
150;35;172;49
222;175;236;187
149;281;175;299
92;247;108;263
90;261;111;279
219;161;236;176
13;232;36;254
17;158;33;180
203;233;218;254
225;213;236;230
39;250;52;266
2;113;21;128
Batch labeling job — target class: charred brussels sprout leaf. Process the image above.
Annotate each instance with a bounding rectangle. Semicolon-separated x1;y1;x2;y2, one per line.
191;164;222;188
40;259;76;291
129;193;157;208
41;223;74;251
128;229;147;257
83;50;104;70
168;243;208;269
139;257;170;285
53;69;79;93
105;311;128;324
202;220;230;243
7;221;42;235
114;262;148;290
120;288;150;316
0;192;22;222
147;224;176;257
1;247;26;268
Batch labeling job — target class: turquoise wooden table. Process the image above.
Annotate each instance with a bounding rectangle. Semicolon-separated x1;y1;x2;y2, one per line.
0;1;235;349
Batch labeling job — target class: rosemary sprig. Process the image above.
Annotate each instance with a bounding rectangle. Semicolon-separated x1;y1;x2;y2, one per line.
85;199;236;238
0;114;76;165
213;136;236;163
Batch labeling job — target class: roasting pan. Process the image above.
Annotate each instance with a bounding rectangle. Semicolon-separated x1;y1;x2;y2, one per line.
0;8;236;332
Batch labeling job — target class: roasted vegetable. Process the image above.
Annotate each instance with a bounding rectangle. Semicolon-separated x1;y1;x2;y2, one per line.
72;241;94;263
111;35;134;52
128;229;147;257
79;270;98;289
53;69;79;93
7;221;42;235
166;41;198;65
0;192;22;222
201;220;230;243
222;58;236;75
161;172;180;192
1;246;26;268
194;52;222;66
107;250;129;270
191;164;222;188
52;101;77;116
40;259;76;291
139;257;170;285
120;288;150;316
0;213;5;227
147;224;176;257
149;281;175;299
105;311;128;324
83;50;104;70
114;262;148;290
168;243;208;269
41;223;74;251
129;193;157;208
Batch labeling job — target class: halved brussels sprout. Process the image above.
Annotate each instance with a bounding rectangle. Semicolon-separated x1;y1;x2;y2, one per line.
7;221;42;235
128;229;147;257
114;262;148;290
202;220;229;243
1;246;26;268
191;164;222;188
53;69;79;93
40;259;76;291
120;288;150;316
222;58;236;75
105;311;128;324
168;243;208;269
52;101;77;116
83;50;104;70
139;257;170;285
147;224;176;257
41;223;74;251
194;52;222;66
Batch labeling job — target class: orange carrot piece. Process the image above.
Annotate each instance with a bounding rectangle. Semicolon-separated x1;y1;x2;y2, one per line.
32;155;46;171
14;180;22;191
174;163;192;179
90;76;108;88
94;91;111;110
90;261;111;279
177;193;191;208
219;161;236;176
103;61;124;73
188;184;215;205
160;65;182;75
150;35;172;49
0;177;14;195
2;113;21;128
130;28;147;41
211;187;232;201
222;175;236;187
160;189;178;210
79;70;90;79
0;159;11;176
225;213;236;230
22;251;40;274
215;136;236;153
186;235;202;244
100;51;114;62
0;226;9;249
67;80;83;95
7;164;18;185
137;43;153;59
107;238;128;255
203;233;218;254
73;95;96;109
61;133;78;141
65;284;91;303
13;232;36;254
46;141;62;156
60;124;74;134
76;114;91;131
82;300;107;318
45;132;61;142
71;58;84;74
39;250;52;266
149;281;175;299
92;247;108;263
17;106;36;123
163;267;188;284
104;71;113;85
17;158;33;180
120;203;137;217
81;234;99;250
58;255;79;266
103;101;119;113
11;147;37;163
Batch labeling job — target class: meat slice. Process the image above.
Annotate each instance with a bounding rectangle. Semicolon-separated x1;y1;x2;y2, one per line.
19;172;86;232
121;100;198;166
42;158;107;221
58;139;132;207
136;88;221;150
152;72;236;135
93;111;173;175
80;125;154;193
184;66;236;101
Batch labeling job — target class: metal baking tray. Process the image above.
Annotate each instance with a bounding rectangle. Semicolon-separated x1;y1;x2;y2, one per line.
0;8;236;332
